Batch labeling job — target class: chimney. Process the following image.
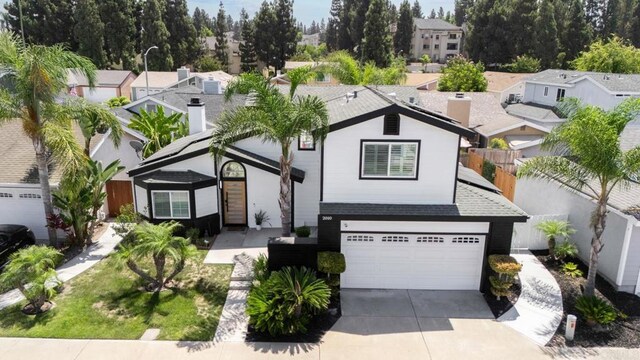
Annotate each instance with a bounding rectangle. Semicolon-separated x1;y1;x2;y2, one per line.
177;66;190;82
187;98;206;135
446;93;472;128
203;77;222;95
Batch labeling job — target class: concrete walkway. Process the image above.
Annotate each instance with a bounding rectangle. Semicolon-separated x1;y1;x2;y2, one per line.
0;223;121;310
498;251;563;346
213;254;255;342
203;228;278;265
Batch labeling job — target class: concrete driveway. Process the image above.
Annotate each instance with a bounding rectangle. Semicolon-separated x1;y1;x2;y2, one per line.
320;289;548;360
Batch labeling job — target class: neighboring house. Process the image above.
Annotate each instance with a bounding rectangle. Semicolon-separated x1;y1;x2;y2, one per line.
67;70;137;103
269;61;338;86
518;69;640;110
515;126;640;295
484;71;530;104
127;85;527;291
129;68;234;101
298;33;320;47
404;73;441;90
420;92;551;157
411;18;463;63
0;120;144;240
204;32;241;75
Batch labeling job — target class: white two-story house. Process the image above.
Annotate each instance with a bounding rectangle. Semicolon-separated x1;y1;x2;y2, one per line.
127;85;527;291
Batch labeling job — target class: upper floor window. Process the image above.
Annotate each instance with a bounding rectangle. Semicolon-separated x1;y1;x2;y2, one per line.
434;44;440;49
298;131;315;150
435;35;440;40
447;43;458;50
361;141;419;179
556;88;566;102
383;114;400;135
152;191;190;219
543;86;549;96
449;34;457;39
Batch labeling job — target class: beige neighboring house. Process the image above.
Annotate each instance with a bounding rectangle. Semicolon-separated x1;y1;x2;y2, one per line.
411;18;463;63
484;71;530;104
67;70;137;103
298;33;320;47
129;68;234;100
420;92;551;157
404;73;441;90
204;32;241;74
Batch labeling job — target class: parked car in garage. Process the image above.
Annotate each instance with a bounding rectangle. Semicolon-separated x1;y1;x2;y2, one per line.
0;225;36;270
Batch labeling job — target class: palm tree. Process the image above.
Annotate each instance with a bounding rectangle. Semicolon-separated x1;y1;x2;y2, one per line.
210;72;329;236
128;107;187;158
321;51;407;85
116;221;196;292
518;98;640;296
67;98;123;156
0;246;63;313
535;219;575;258
0;31;96;247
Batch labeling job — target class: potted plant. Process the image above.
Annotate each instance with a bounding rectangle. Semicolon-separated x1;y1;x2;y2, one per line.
254;210;270;231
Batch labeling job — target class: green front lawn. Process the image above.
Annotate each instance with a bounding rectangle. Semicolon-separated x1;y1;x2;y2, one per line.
0;252;232;341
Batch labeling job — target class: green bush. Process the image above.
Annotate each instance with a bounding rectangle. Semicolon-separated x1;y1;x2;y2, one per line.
488;255;522;300
575;296;617;326
482;159;496;182
317;252;346;275
295;226;311;238
554;241;579;262
253;254;270;285
489;138;509;150
105;96;131;108
562;262;584;278
246;267;331;336
501;55;541;73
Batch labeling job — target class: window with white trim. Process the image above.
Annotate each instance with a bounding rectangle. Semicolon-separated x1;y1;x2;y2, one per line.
361;142;418;179
152;191;190;219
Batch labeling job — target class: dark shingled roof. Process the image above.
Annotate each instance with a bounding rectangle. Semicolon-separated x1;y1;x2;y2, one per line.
320;181;527;220
136;170;215;184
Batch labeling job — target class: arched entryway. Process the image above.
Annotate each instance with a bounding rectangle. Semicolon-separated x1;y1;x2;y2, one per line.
220;161;247;226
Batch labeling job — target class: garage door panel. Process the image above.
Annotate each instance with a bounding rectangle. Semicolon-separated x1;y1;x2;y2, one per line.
341;231;486;290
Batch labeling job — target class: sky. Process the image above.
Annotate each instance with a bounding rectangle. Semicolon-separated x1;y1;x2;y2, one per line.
187;0;455;25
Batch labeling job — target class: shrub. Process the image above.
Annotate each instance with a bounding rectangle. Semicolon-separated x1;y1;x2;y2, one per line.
535;220;575;258
105;96;131;108
488;255;522;300
246;267;331;336
575;296;617;326
482;159;496;182
317;252;346;275
113;204;144;242
194;55;223;72
554;241;579;262
489;138;509;150
0;246;63;313
562;262;584;278
501;55;541;73
295;225;311;238
253;253;270;285
254;210;270;226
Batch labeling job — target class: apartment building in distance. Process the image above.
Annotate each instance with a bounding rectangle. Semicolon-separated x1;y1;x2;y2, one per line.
410;18;463;63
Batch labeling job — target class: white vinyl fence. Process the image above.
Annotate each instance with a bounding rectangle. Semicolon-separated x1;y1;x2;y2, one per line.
512;214;569;250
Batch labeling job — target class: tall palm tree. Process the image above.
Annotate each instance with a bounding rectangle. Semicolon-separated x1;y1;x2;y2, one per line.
66;98;123;156
128;107;187;158
210;72;329;236
321;51;407;85
518;98;640;296
0;31;96;247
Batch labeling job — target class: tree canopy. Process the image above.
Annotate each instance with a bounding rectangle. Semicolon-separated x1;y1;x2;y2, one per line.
437;56;488;92
572;36;640;74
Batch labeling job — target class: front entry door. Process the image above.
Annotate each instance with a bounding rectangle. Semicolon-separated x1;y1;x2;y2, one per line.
223;181;246;224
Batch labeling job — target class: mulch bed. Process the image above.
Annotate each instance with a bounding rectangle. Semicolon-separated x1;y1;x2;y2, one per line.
532;250;640;348
483;279;521;318
245;291;342;343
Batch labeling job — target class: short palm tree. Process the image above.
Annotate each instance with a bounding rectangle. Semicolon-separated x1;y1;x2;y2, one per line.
518;97;640;296
116;221;196;292
67;98;123;156
321;51;407;85
0;246;63;313
210;72;329;236
0;31;97;247
128;107;187;158
535;220;575;257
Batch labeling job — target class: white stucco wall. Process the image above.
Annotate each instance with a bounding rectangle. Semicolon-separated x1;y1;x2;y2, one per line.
161;153;216;177
91;132;143;182
523;80;628;110
195;186;217;218
323;115;459;204
134;185;149;217
514;177;637;292
82;87;118;104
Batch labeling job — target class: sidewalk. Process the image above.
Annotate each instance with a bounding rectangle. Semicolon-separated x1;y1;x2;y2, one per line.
498;251;564;346
0;223;121;310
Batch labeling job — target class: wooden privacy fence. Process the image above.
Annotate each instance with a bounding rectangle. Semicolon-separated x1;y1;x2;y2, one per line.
467;150;517;201
470;148;521;174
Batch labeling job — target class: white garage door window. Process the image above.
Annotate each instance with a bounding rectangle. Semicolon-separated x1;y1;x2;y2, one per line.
341;232;486;290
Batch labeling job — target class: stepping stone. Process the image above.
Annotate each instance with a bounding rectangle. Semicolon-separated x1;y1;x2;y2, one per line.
140;328;160;341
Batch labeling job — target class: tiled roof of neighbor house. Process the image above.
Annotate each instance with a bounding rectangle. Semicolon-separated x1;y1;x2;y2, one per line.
129;71;233;89
413;18;462;31
484;71;529;93
136;170;215;184
403;73;441;87
419;92;528;136
525;69;640;93
0;120;104;184
149;85;248;124
319;182;527;220
505;103;562;121
68;70;134;87
621;124;640;152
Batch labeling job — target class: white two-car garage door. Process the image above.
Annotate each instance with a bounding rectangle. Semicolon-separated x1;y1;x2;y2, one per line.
340;221;489;290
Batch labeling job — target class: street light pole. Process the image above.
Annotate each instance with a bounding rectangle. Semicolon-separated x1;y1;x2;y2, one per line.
143;46;158;98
